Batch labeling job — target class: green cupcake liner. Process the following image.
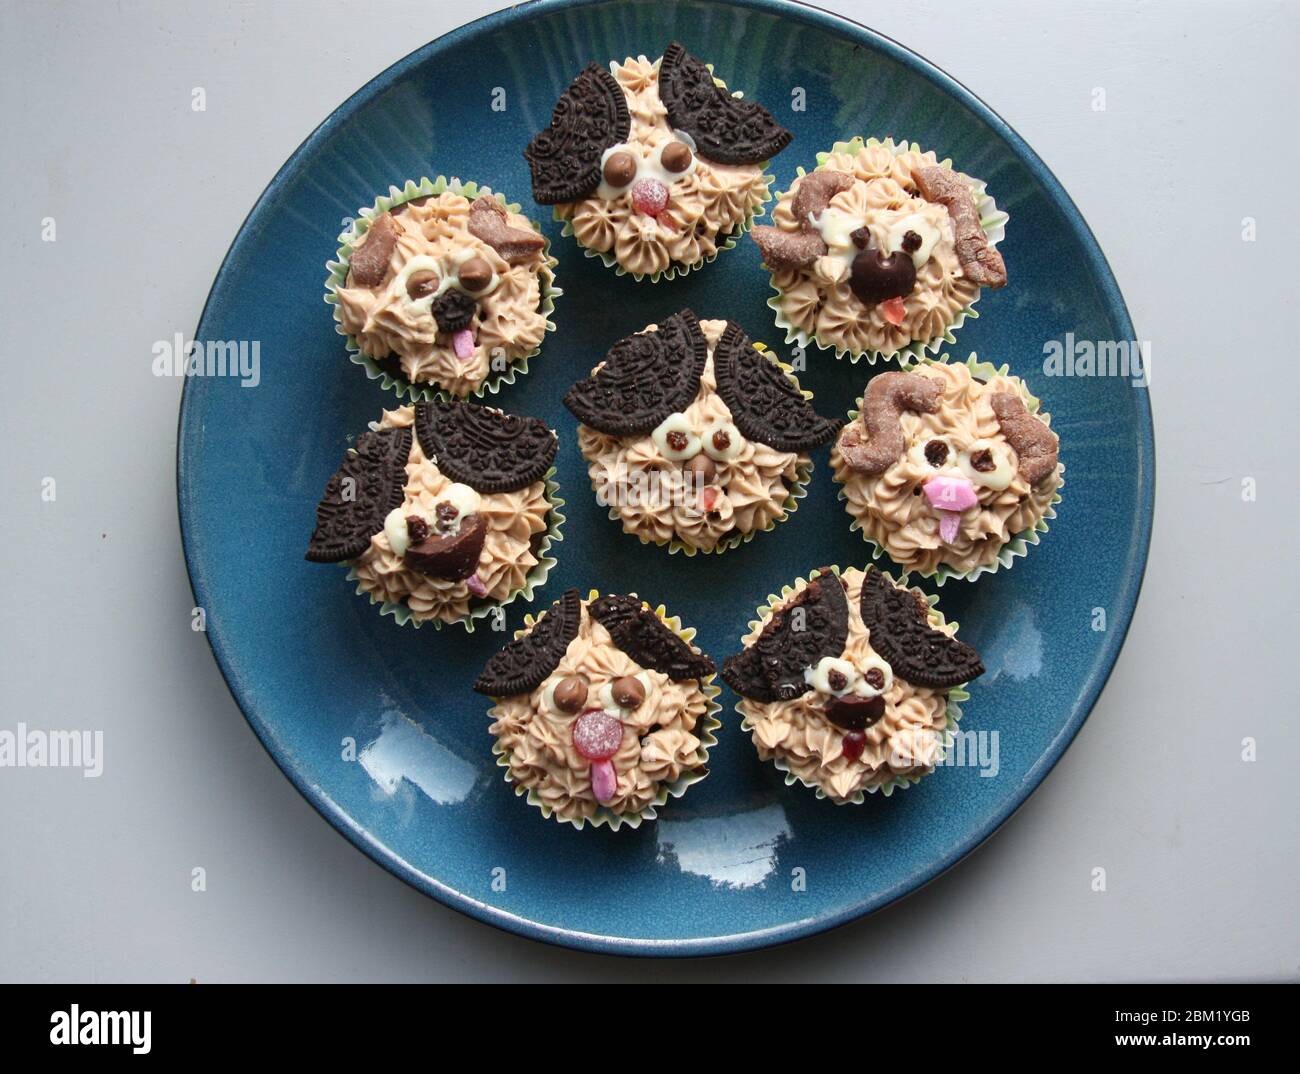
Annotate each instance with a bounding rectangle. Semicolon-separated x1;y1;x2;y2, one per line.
324;176;561;402
344;469;564;633
834;353;1064;584
736;565;971;804
492;593;722;831
581;345;820;555
764;136;1009;365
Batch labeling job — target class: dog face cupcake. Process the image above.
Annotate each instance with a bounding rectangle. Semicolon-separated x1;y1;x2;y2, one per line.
832;358;1062;580
305;399;561;627
331;180;557;398
564;310;842;553
723;567;983;802
752;137;1007;361
475;589;718;829
524;42;791;280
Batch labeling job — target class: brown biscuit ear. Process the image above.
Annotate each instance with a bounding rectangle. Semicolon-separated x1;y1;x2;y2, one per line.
989;392;1059;486
305;428;412;563
414;399;557;494
474;589;583;697
562;309;708;436
524;63;630;205
588;594;714;682
837;371;942;475
658;42;792;166
467;196;545;265
721;570;849;702
713;322;842;452
857;567;984;689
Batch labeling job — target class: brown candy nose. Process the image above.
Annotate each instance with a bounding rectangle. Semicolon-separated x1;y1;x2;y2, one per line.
824;694;885;731
683;453;716;486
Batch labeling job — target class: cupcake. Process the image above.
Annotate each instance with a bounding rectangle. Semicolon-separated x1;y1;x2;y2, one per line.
326;177;559;399
524;42;791;281
722;566;984;802
751;137;1008;362
831;356;1063;582
304;398;562;629
564;309;842;554
474;588;720;830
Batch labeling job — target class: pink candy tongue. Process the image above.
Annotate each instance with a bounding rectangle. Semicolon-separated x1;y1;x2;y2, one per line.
451;328;476;359
590;759;618;804
465;573;487;597
938;510;961;544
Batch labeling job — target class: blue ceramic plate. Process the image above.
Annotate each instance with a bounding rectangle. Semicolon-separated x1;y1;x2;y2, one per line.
178;0;1152;955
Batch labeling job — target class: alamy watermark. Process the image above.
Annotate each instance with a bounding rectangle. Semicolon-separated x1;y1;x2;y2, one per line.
0;723;103;777
1042;333;1149;387
152;332;260;387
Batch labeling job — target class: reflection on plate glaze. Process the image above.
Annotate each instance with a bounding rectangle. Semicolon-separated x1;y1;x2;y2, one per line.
656;803;792;889
358;710;477;810
977;600;1042;683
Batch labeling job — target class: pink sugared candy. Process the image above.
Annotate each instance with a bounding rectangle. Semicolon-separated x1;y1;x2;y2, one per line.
465;573;488;597
590;758;618;803
631;178;669;217
923;474;978;512
572;710;623;761
937;510;962;544
451;328;476;359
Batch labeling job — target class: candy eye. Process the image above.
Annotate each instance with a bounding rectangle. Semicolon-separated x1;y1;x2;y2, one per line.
885;213;941;268
923;437;954;468
805;656;858;697
406;270;439;300
652;413;702;461
601;148;638;189
853;658;893;699
544;675;589;715
958;439;1015;491
457;256;493;293
659;139;694;175
431;483;481;533
702;419;743;462
598;672;651;713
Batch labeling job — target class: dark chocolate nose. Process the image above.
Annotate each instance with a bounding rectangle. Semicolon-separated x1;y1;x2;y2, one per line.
431;289;477;334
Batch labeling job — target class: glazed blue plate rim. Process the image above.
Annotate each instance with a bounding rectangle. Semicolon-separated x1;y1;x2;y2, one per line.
177;0;1154;957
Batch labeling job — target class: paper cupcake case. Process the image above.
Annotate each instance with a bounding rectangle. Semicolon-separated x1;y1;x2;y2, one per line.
834;353;1065;585
492;593;723;831
736;565;971;804
344;471;565;633
764;136;1009;365
584;349;822;557
324;176;561;402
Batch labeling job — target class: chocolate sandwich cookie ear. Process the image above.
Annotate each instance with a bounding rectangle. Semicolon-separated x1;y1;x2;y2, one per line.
474;589;583;697
563;309;708;436
721;569;849;702
713;321;843;451
414;399;558;494
524;63;631;205
858;567;984;688
588;594;715;682
658;41;792;166
305;427;412;563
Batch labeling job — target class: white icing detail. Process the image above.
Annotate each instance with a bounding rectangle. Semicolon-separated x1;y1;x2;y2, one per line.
884;213;941;268
852;657;894;699
431;482;482;536
384;507;413;557
909;434;959;472
596;137;697;200
651;412;702;461
541;678;562;715
804;656;858;697
701;418;744;462
395;250;499;314
958;439;1016;491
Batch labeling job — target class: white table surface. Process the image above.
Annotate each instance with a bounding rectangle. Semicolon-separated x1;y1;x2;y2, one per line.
1;0;1296;983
